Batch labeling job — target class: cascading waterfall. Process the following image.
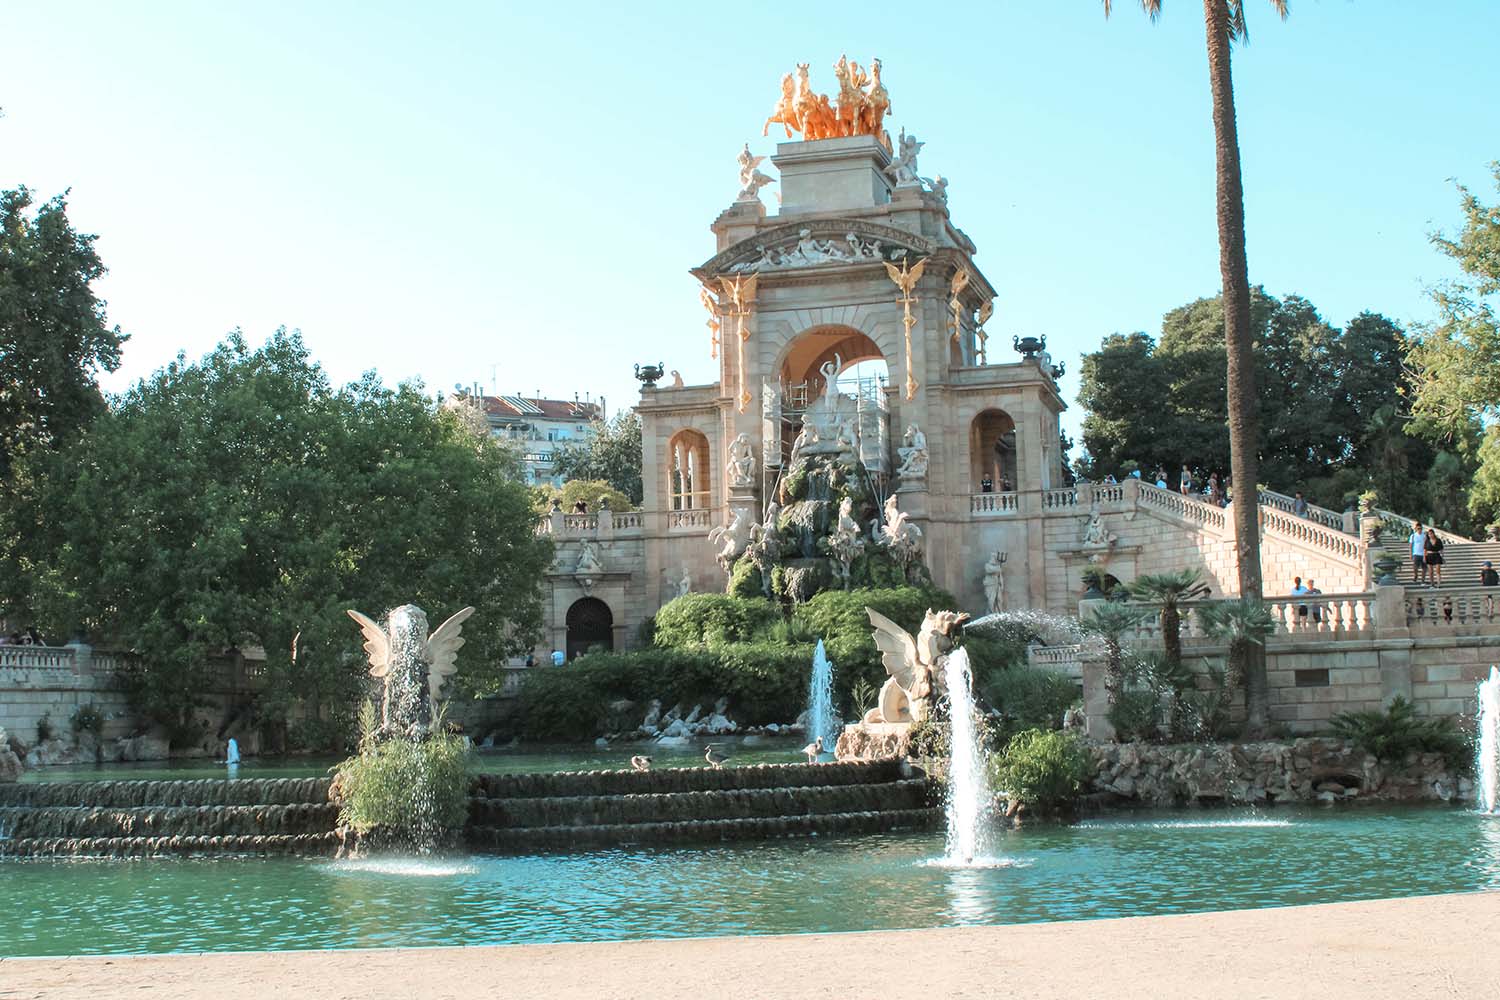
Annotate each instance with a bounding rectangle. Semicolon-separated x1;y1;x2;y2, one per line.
808;640;836;757
1478;665;1499;814
941;647;993;864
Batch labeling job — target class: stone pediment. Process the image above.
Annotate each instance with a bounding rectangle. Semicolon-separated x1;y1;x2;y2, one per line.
696;219;936;279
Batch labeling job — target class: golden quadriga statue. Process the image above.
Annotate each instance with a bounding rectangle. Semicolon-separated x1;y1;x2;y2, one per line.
764;55;891;147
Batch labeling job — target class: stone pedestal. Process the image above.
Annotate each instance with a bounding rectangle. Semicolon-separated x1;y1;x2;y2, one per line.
772;135;893;215
834;721;911;761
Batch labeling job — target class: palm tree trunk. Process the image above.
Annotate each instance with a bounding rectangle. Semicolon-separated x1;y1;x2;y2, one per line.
1162;605;1181;668
1203;0;1268;735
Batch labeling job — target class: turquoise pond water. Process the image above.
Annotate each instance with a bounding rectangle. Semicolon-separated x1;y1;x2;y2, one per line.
3;805;1498;957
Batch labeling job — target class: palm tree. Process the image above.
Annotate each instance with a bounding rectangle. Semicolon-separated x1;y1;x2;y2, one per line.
1105;0;1287;734
1197;598;1277;735
1082;602;1148;706
1121;569;1211;669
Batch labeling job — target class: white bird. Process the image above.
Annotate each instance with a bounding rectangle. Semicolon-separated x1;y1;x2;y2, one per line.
801;736;823;765
704;744;730;769
630;755;652;772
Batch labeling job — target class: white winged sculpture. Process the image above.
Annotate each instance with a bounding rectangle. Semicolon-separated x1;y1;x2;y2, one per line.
863;607;971;725
346;604;475;731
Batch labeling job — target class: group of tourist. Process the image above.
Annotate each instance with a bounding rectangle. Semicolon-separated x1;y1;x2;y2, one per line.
1095;465;1230;507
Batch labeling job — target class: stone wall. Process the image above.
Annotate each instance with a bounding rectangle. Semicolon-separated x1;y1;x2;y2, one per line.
1090;737;1471;807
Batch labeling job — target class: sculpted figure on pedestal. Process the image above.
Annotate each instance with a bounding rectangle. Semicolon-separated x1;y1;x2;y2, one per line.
727;433;757;488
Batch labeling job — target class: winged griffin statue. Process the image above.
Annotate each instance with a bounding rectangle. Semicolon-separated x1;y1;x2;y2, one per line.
863;607;971;725
346;604;475;732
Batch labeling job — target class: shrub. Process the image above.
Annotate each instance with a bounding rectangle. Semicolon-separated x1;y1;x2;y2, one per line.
989;728;1093;811
982;665;1080;737
1107;690;1160;742
514;644;811;741
652;593;780;648
1331;697;1471;773
334;705;471;842
69;703;104;738
35;712;54;744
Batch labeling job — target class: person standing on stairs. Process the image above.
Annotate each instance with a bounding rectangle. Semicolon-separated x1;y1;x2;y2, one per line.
1424;526;1445;587
1409;522;1428;586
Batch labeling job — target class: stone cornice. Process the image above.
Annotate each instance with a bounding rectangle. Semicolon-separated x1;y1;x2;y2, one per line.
692;218;936;280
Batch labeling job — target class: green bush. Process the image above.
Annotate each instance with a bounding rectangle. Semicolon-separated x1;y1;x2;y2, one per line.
35;712;54;744
652;593;780;648
1331;697;1471;773
989;728;1093;810
334;718;470;842
69;703;104;738
1107;690;1160;742
515;643;811;741
982;665;1080;736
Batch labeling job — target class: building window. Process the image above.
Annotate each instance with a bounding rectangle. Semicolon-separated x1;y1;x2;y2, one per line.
667;429;712;510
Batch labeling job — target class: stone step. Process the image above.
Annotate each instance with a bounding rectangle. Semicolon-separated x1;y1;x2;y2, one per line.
0;830;343;858
0;802;339;840
467;806;940;851
469;759;906;800
0;777;333;809
467;779;934;828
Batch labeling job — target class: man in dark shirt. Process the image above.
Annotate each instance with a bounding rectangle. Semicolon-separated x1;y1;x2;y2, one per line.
1482;561;1498;616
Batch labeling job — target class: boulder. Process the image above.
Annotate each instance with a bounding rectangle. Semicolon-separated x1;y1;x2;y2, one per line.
0;746;21;783
118;733;170;762
703;713;736;735
655;735;691;747
659;719;693;739
684;705;703;725
641;699;662;730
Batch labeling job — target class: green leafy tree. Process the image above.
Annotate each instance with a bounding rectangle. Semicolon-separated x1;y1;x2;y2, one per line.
532;478;633;515
552;410;643;505
1082;602;1147;707
2;330;552;743
1408;163;1500;527
0;187;128;475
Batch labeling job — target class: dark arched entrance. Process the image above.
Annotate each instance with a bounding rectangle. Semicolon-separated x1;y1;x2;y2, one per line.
565;597;614;659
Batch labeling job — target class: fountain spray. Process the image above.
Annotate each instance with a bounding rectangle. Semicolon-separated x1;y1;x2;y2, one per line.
1477;666;1499;814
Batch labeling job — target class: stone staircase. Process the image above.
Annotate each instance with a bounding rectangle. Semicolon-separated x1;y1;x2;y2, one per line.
466;759;937;851
0;778;341;858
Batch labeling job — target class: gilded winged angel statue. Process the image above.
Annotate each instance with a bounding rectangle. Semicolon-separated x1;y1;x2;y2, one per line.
863;607;971;725
346;604;475;731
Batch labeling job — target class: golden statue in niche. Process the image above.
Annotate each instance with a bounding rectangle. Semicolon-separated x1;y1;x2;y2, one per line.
764;56;891;147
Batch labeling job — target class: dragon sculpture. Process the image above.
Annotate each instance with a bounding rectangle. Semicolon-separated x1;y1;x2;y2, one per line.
863;607;971;724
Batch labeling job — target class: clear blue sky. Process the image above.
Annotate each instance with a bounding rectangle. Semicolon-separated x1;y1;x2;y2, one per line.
4;1;1497;441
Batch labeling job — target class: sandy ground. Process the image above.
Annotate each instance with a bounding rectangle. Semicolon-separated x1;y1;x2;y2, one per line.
3;891;1497;1000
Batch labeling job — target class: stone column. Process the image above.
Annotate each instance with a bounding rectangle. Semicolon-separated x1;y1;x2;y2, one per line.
1372;582;1414;706
1077;597;1115;741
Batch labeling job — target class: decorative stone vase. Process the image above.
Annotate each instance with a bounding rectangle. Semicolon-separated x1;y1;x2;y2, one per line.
1373;552;1401;586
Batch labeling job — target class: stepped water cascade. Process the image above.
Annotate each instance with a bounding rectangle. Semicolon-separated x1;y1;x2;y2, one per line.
940;647;994;865
1478;666;1499;814
808;640;837;757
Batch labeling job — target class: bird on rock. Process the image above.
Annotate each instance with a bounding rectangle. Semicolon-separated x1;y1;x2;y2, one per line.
704;744;730;769
801;736;823;764
630;755;652;772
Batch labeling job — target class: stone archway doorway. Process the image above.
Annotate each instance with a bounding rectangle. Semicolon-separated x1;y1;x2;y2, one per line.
565;597;614;659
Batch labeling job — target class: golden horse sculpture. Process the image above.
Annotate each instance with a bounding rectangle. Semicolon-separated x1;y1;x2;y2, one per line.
764;56;890;146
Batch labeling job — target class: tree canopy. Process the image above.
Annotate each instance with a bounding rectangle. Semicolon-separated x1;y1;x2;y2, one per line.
0;187;127;476
1077;289;1447;523
1;330;552;744
1407;163;1500;530
551;410;643;505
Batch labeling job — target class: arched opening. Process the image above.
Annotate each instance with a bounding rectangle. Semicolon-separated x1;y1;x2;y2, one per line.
771;326;892;476
970;409;1017;493
667;429;711;510
779;325;885;401
565;597;614;659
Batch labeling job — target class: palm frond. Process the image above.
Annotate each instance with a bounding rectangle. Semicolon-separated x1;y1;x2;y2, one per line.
1102;0;1162;20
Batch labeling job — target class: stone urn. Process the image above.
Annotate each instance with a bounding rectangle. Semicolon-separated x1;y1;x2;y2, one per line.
1372;551;1401;586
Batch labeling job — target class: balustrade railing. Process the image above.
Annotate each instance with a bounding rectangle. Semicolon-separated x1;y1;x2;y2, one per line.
1405;587;1500;627
1373;508;1470;547
1026;644;1083;679
1259;506;1363;561
669;508;713;531
613;511;644;529
970;492;1019;516
1041;488;1077;510
1091;483;1125;504
1137;482;1227;531
563;514;598;532
0;645;76;674
1256;488;1348;532
1118;592;1375;642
